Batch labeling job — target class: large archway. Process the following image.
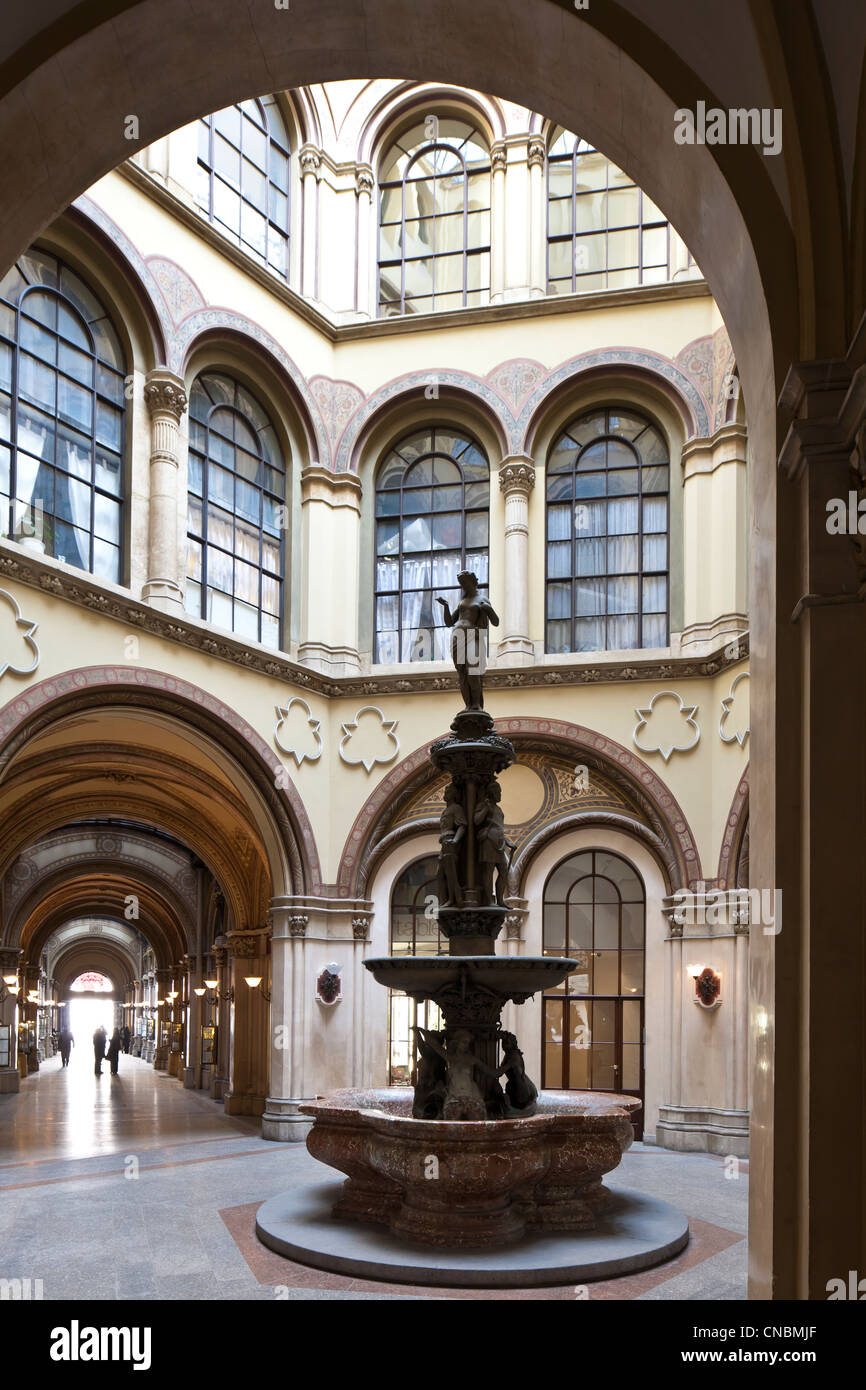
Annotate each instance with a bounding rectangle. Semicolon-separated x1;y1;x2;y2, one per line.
0;0;863;1299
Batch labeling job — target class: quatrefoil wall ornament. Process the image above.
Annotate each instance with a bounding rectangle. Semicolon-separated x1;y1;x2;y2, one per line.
274;697;323;766
633;690;700;762
719;671;750;747
0;589;40;681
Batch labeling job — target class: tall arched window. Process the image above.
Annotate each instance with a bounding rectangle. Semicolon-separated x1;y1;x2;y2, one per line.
185;371;285;648
196;97;290;279
542;849;645;1133
374;427;489;664
378;118;491;316
389;855;443;1084
547;128;671;294
0;247;126;581
546;408;669;654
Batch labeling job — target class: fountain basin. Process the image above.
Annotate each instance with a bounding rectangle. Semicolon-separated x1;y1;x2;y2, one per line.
299;1087;640;1247
363;955;577;1001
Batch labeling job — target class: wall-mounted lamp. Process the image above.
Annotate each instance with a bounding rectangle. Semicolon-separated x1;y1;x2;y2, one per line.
2;974;18;987
689;964;722;1009
204;979;218;990
193;987;206;998
244;976;271;1002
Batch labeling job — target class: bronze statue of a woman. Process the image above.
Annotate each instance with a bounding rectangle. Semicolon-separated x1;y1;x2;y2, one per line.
436;570;499;709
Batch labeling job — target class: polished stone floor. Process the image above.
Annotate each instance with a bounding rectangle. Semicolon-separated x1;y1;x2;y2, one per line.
0;1053;748;1300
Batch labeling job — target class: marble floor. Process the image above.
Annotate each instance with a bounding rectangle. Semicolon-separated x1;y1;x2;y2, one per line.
0;1053;748;1300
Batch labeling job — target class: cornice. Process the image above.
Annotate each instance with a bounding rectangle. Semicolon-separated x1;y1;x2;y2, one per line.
0;541;748;700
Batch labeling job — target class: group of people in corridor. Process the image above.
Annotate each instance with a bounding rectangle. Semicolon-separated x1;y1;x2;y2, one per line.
57;1024;132;1073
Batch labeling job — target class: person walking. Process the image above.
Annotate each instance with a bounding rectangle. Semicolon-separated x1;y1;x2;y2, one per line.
92;1025;107;1076
59;1026;73;1067
121;1024;131;1054
107;1028;121;1076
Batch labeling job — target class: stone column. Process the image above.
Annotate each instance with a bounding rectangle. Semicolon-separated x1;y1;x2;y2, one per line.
749;361;866;1298
354;166;374;319
262;906;311;1141
142;368;188;612
527;136;547;297
211;944;230;1101
183;959;203;1090
224;928;271;1116
152;968;172;1069
298;468;362;674
299;146;321;302
21;965;39;1073
497;458;536;663
490;142;507;304
680;422;749;653
0;948;20;1093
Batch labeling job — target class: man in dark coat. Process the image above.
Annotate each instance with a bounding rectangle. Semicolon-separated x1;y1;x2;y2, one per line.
59;1027;73;1067
107;1028;121;1075
93;1025;107;1075
121;1025;131;1053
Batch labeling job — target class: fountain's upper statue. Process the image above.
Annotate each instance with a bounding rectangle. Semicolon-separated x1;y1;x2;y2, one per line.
436;570;499;710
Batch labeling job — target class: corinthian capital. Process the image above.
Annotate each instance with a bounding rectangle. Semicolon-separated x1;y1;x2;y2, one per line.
498;457;536;496
300;145;322;177
527;137;546;169
144;369;188;423
355;165;374;197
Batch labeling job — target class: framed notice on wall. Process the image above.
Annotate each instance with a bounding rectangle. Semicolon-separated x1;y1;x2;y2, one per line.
0;1023;11;1068
201;1024;217;1066
159;1021;170;1049
171;1023;183;1053
146;1016;155;1040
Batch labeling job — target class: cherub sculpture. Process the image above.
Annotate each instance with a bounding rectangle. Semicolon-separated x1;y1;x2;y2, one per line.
474;781;514;906
436;782;467;907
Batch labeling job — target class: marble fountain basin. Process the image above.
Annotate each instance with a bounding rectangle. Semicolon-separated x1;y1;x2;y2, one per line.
363;954;579;999
300;1087;640;1248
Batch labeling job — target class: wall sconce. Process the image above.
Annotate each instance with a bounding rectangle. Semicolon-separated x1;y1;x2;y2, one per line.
204;979;218;990
193;987;206;997
688;963;722;1009
2;974;18;987
244;976;271;1002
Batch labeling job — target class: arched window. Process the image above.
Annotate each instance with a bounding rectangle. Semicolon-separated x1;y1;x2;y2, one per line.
378;118;491;316
0;248;126;581
196;97;290;279
185;371;285;649
374;426;489;664
546;408;669;654
547;128;671;294
389;855;443;1084
542;849;644;1131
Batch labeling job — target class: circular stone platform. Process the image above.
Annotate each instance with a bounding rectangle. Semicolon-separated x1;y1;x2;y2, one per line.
255;1180;689;1288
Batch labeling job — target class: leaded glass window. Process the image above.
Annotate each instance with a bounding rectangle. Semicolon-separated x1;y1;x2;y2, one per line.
546;409;669;653
378;119;491;316
547;127;672;294
196;97;290;279
186;371;285;648
374;427;489;664
0;248;126;581
389;855;444;1084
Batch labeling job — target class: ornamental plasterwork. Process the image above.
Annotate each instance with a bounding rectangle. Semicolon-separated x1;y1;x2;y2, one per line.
719;671;750;747
0;588;40;680
274;697;323;767
633;691;701;762
339;706;400;773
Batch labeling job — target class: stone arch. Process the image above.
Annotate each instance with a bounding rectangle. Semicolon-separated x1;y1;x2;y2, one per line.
336;372;512;474
362;81;507;171
336;714;701;899
519;351;708;455
0;667;322;898
54;939;137;999
717;764;749;890
175;311;328;465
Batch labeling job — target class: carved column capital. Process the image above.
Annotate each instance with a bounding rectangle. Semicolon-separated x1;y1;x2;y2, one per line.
355;165;374;197
143;368;188;423
498;457;536;496
289;913;309;938
352;914;371;941
490;142;507;174
299;145;322;177
527;136;546;169
226;929;271;958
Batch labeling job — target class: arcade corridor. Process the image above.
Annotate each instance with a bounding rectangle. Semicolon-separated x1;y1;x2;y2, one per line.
0;1056;747;1300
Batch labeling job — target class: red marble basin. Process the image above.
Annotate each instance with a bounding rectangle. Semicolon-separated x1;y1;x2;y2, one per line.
301;1087;640;1248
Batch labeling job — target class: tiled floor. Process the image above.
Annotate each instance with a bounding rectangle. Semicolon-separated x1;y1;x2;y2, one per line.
0;1054;748;1300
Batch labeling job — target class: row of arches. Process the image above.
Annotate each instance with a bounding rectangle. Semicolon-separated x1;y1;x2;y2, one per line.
2;237;723;655
173;87;693;312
